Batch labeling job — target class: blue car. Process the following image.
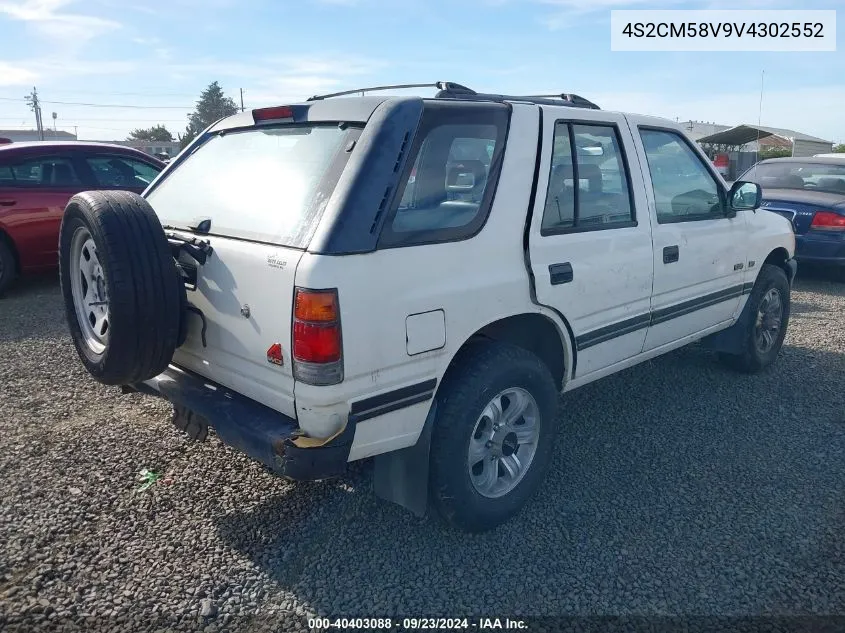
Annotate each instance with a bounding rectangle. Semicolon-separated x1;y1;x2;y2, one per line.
740;157;845;279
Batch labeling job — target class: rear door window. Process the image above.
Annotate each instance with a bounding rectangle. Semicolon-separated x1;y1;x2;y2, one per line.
540;122;635;234
145;125;357;248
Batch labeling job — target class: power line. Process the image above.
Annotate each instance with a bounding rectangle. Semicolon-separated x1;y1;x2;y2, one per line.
26;89;198;98
42;100;190;109
0;117;185;123
0;96;189;109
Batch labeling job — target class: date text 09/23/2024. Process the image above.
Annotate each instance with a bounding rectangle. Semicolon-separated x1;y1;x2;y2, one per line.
308;617;528;630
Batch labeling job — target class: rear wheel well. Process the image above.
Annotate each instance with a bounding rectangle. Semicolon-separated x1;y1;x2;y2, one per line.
0;228;19;275
463;313;568;389
763;247;791;280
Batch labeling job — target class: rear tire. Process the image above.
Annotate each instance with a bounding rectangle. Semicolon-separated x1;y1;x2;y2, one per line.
0;236;15;296
718;264;790;373
430;341;559;532
59;190;181;385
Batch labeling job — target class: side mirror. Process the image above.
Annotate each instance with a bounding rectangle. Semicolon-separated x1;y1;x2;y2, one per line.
729;180;762;212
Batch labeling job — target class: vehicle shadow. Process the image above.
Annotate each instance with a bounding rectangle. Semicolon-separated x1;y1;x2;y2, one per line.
793;263;845;290
1;272;60;299
215;342;845;618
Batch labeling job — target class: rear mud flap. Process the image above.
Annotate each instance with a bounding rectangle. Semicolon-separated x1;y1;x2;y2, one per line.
372;400;437;517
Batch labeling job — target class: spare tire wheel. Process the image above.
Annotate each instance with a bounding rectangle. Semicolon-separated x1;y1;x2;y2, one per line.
59;190;182;385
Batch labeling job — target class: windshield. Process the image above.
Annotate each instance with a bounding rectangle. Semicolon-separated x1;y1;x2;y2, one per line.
146;125;354;248
742;161;845;195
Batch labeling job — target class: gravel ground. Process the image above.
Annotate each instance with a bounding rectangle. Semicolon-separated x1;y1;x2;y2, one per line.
0;270;843;633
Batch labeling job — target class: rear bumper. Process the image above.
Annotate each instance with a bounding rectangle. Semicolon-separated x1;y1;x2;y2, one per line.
795;232;845;265
128;365;352;480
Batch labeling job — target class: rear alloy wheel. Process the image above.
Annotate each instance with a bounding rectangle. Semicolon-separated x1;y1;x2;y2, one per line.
59;190;182;385
467;387;542;499
430;341;559;532
719;263;790;373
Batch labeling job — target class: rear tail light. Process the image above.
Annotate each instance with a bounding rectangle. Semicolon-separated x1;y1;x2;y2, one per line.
810;210;845;231
252;106;295;123
292;287;343;385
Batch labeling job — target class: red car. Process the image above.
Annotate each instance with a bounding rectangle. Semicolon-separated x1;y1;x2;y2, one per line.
0;142;164;294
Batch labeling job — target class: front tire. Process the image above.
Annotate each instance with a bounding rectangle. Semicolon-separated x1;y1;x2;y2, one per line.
430;341;559;532
719;263;790;373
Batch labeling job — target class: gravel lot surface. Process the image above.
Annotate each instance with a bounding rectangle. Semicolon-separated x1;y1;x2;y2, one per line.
0;271;843;633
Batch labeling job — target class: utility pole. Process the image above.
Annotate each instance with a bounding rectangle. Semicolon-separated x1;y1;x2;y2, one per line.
240;88;245;112
24;87;45;141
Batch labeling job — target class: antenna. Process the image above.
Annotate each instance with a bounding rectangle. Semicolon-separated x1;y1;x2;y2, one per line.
752;70;765;179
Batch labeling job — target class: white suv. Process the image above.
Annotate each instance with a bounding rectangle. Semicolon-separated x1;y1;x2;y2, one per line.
58;82;796;532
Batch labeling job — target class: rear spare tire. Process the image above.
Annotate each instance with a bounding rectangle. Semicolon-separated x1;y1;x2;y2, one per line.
59;190;181;385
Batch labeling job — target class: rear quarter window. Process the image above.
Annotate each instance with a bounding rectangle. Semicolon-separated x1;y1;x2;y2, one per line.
379;103;510;247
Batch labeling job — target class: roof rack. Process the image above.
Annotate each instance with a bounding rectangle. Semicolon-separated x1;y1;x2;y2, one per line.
307;82;473;101
307;81;600;110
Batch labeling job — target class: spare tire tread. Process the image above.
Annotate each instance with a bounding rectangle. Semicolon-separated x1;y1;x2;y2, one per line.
113;191;171;372
59;190;181;385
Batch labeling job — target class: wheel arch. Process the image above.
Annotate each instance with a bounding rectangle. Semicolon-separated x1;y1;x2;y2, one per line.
762;246;794;283
441;308;575;396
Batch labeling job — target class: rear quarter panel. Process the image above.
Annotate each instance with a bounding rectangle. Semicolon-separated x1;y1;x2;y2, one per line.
294;104;573;461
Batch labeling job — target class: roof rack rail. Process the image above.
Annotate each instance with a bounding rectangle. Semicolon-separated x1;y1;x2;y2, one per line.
307;81;599;110
307;81;474;101
436;88;600;110
522;94;601;109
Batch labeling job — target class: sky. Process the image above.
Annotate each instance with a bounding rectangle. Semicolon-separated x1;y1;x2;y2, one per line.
0;0;842;143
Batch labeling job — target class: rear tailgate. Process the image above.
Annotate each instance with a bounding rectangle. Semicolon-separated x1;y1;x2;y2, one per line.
144;116;360;417
171;235;302;419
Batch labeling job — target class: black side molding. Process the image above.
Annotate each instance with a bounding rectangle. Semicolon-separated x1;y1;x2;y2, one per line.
549;262;573;285
349;378;437;424
575;283;755;351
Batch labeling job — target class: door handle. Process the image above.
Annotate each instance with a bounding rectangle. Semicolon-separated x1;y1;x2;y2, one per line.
663;245;679;264
0;200;16;207
549;262;573;285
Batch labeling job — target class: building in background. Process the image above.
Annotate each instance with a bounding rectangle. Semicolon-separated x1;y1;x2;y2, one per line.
697;124;834;180
109;140;181;160
0;129;77;143
680;120;731;142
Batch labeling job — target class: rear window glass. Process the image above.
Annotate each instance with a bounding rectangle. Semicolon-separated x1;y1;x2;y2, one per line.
743;161;845;194
146;125;353;248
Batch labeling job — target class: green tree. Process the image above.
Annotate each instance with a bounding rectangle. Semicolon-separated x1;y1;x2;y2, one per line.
128;124;173;142
832;143;845;153
758;147;791;160
180;81;239;149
